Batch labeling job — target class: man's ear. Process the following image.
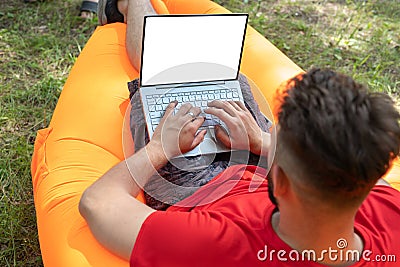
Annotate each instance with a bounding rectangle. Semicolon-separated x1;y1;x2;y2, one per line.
271;164;289;197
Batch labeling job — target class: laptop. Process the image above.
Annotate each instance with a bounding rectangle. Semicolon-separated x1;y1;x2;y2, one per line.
139;14;249;157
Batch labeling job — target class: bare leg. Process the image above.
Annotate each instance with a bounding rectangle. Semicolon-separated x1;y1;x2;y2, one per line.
124;0;157;71
80;0;99;19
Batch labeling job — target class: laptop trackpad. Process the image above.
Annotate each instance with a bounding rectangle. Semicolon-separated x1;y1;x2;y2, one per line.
178;128;230;157
199;137;217;154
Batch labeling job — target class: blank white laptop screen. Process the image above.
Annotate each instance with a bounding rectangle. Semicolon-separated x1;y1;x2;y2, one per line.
140;14;248;87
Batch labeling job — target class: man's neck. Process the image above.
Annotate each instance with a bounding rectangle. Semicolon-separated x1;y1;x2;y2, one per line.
271;208;364;266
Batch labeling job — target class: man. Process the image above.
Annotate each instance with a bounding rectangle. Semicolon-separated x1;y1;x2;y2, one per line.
79;0;400;266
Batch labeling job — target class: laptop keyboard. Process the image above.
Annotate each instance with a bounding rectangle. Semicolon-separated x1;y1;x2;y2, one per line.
146;88;241;131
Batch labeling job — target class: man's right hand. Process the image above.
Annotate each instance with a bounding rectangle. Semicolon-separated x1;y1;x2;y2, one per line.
204;100;270;156
150;102;207;159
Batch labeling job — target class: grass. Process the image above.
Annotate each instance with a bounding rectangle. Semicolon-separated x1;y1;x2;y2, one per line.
0;0;399;266
216;0;399;96
0;1;97;266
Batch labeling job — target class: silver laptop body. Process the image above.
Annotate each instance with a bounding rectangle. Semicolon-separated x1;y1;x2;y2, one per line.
139;14;248;157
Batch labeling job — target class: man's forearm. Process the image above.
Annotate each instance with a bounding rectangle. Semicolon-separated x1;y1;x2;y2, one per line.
81;141;168;201
79;141;168;259
124;141;169;196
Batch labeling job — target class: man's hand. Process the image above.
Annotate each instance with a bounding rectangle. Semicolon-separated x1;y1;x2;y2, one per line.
205;100;270;156
150;101;207;159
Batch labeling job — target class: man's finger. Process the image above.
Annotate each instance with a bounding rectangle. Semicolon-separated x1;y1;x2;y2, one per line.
228;100;242;111
175;103;192;116
214;125;231;148
191;129;207;149
190;116;205;131
207;100;237;117
184;107;202;120
235;101;247;111
204;107;235;129
160;101;178;123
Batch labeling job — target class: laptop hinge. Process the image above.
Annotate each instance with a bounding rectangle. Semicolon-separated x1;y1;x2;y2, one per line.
155;81;226;90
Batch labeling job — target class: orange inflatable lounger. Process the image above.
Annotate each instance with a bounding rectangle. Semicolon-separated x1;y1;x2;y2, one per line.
31;0;400;266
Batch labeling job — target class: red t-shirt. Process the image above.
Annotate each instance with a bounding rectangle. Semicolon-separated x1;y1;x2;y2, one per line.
130;165;400;266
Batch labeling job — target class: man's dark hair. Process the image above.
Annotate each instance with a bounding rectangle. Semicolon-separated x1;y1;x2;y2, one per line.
276;69;400;206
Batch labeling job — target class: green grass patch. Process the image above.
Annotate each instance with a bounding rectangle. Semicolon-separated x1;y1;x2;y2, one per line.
1;1;97;266
1;0;399;266
216;0;399;95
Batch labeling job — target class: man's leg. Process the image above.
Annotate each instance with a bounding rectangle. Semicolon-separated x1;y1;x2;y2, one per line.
122;0;157;71
80;0;99;19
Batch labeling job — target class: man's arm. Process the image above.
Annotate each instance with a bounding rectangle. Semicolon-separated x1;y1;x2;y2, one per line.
79;102;206;260
79;142;164;259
